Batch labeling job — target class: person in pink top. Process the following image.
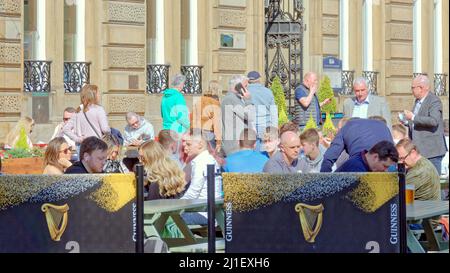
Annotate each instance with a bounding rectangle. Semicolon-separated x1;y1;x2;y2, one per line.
63;85;110;151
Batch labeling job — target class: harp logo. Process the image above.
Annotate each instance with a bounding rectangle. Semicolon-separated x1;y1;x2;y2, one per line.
41;203;69;241
295;203;324;243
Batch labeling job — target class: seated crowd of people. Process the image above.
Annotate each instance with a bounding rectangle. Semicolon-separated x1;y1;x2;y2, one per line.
1;73;448;210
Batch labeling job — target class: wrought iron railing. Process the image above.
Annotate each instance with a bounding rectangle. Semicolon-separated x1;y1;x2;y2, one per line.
341;70;355;95
147;64;170;94
24;60;51;93
181;65;203;94
64;62;91;93
434;73;447;96
362;71;378;95
413;72;428;78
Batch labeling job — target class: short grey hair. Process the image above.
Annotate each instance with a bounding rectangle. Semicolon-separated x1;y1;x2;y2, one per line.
126;112;139;122
414;74;430;88
171;74;186;88
228;75;248;92
353;77;368;87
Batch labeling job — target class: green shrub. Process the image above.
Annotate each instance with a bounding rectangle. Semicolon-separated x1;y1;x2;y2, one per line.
322;112;337;137
15;127;31;150
317;76;337;114
270;76;290;126
303;113;318;132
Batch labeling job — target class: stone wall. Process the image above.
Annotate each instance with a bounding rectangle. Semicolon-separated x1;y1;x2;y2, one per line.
0;0;23;141
0;0;448;142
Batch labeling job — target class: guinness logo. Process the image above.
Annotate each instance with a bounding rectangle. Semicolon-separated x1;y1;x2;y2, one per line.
41;203;69;241
295;203;324;243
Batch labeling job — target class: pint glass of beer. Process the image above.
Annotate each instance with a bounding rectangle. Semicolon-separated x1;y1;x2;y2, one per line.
405;184;415;205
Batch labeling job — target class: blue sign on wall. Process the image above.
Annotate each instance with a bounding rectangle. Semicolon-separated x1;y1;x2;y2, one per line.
323;56;342;69
323;56;343;91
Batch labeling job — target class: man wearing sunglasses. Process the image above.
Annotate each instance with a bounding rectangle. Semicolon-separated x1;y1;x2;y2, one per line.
396;138;440;201
50;107;76;149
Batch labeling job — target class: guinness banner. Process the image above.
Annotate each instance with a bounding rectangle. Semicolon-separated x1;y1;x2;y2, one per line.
223;173;401;253
0;174;137;253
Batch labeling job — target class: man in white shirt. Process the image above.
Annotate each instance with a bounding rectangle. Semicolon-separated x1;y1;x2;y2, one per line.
181;134;222;225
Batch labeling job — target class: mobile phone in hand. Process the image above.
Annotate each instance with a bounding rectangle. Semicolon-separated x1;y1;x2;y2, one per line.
235;83;245;97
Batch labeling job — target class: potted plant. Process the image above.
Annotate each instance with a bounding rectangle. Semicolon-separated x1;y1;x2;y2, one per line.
317;76;344;124
0;128;45;174
270;76;290;126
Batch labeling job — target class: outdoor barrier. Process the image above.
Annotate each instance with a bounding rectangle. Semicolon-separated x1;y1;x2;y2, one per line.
0;170;145;253
222;172;406;253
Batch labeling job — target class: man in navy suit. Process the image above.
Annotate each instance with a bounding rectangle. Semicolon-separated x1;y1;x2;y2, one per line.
320;118;393;172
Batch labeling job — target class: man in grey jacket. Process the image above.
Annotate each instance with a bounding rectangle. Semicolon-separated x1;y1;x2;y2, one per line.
221;75;255;156
400;75;448;174
343;77;392;129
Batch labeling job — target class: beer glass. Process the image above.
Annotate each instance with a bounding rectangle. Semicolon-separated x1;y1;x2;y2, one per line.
405;184;415;205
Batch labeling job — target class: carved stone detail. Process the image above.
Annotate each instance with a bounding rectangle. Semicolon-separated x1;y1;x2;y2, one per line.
389;23;413;40
217;9;247;28
0;95;21;112
322;17;339;36
0;0;21;14
217;53;246;72
107;1;145;24
108;48;145;68
108;96;146;114
389;60;413;77
0;42;21;64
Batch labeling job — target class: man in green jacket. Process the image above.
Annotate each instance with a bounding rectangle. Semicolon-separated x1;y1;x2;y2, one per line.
161;74;190;134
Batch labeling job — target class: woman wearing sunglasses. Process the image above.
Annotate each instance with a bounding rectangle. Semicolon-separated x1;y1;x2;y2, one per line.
43;137;73;174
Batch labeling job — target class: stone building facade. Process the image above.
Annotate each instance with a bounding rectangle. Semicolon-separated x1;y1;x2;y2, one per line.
0;0;448;143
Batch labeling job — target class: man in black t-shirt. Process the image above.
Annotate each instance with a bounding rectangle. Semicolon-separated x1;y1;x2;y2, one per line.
65;136;108;174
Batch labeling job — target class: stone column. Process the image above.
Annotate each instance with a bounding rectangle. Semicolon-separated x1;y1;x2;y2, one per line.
212;0;249;90
383;0;414;125
0;0;23;139
99;0;147;130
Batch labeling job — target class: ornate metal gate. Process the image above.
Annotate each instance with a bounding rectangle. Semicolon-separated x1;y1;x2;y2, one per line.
265;0;305;117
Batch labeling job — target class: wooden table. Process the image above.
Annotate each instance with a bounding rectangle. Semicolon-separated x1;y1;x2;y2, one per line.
406;200;449;253
143;199;224;248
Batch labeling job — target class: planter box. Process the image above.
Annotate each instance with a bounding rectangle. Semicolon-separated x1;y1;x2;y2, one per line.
321;112;344;120
321;112;344;128
2;157;44;174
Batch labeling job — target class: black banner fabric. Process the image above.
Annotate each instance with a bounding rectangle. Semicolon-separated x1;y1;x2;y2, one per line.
223;173;401;253
0;174;137;253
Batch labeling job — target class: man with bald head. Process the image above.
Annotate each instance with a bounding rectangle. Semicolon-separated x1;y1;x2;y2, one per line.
294;72;331;129
400;75;447;174
263;131;302;173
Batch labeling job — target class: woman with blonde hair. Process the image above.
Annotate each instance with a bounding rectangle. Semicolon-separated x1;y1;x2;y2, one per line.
63;84;110;148
138;140;186;200
102;133;129;173
190;80;222;152
4;116;34;149
43;137;73;174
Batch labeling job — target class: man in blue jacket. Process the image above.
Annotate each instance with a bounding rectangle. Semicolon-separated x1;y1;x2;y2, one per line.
320;118;393;172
